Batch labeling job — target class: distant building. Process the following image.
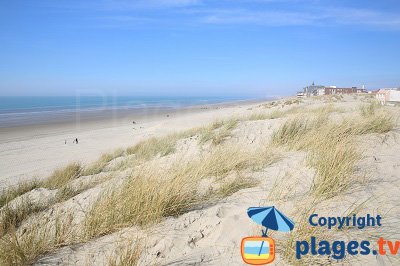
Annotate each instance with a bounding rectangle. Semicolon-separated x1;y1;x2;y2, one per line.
376;88;400;105
302;82;367;96
303;82;326;96
324;87;367;95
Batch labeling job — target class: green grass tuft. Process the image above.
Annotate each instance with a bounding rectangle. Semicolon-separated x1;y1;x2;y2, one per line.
0;180;41;209
198;118;239;145
43;163;82;189
126;135;179;160
83;149;124;176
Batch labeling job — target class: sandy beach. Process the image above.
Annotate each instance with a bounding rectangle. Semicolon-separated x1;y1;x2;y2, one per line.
0;95;399;265
0;100;264;188
2;1;399;264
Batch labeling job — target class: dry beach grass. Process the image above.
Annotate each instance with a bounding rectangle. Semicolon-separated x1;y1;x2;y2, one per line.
0;96;398;265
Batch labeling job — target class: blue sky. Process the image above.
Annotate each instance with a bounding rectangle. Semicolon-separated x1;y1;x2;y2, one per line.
1;0;400;97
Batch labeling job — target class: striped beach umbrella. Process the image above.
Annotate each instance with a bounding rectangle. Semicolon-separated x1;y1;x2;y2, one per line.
247;206;294;235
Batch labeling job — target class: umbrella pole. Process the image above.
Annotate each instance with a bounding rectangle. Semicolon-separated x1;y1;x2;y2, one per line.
261;228;268;237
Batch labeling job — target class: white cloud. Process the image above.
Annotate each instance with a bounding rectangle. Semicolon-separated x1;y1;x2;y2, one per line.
100;0;201;9
198;9;317;26
326;7;400;28
45;0;400;30
196;7;400;29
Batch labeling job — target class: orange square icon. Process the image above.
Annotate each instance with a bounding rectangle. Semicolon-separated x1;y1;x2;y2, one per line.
241;236;275;265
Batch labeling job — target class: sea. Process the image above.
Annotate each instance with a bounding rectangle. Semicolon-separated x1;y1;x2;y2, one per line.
0;96;254;127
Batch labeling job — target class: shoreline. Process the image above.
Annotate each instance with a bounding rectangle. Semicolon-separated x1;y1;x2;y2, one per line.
0;97;271;128
0;98;271;143
0;97;273;188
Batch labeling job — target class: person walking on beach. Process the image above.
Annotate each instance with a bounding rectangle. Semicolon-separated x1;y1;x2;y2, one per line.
75;138;78;144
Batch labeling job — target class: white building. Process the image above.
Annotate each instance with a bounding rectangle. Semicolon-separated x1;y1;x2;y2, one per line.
317;88;325;96
376;88;400;105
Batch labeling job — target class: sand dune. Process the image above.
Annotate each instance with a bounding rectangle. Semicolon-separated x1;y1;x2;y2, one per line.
1;95;399;265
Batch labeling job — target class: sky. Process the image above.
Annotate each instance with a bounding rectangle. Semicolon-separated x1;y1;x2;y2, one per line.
0;0;400;97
